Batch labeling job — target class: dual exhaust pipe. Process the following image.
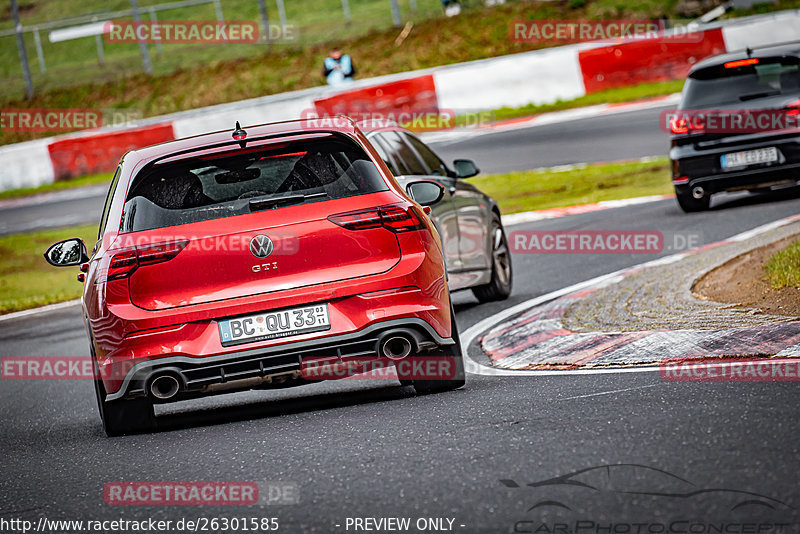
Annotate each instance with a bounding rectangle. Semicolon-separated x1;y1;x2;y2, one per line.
148;372;182;401
377;330;419;360
146;330;423;400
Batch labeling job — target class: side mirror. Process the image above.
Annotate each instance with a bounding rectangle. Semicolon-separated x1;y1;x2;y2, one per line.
406;180;445;206
44;238;89;267
453;159;479;179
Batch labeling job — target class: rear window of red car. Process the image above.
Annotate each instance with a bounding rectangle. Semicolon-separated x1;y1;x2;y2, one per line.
120;134;388;233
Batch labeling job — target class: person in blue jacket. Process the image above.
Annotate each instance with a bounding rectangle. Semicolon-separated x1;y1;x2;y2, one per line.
322;48;356;86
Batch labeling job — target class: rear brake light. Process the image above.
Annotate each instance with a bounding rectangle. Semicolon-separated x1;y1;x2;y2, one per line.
328;205;426;233
785;99;800;117
380;206;425;232
260;151;308;160
669;116;689;135
669;114;705;136
672;176;689;185
329;210;383;230
100;240;188;283
724;58;759;69
107;249;138;282
136;240;188;266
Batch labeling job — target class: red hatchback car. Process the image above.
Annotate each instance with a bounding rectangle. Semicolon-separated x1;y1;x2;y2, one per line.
45;118;509;436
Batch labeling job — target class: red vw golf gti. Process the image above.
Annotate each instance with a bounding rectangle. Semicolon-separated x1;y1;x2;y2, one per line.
45;118;487;436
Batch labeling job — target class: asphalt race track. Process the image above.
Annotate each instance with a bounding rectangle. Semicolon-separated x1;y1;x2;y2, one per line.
431;107;670;174
3;176;800;530
0;106;670;236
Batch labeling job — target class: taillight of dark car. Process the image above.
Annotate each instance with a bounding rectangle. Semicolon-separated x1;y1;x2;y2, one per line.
723;58;759;69
784;98;800;117
328;205;426;233
99;240;188;283
669;115;706;136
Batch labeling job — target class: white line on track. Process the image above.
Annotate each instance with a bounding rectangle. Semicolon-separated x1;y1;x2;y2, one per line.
0;184;108;210
461;213;800;377
0;299;80;322
558;383;660;401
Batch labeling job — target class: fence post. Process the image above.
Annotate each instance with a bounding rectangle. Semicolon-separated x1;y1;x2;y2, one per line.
148;8;163;54
275;0;288;30
33;28;46;73
95;34;106;65
213;0;224;22
129;0;153;75
10;0;34;98
90;16;106;66
389;0;401;27
257;0;272;44
341;0;352;24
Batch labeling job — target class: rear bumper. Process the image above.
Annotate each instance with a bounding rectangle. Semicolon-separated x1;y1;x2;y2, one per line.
674;162;800;194
671;134;800;194
104;317;454;401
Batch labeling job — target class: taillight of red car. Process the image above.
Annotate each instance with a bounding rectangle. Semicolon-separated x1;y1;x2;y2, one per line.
100;240;189;283
328;204;426;233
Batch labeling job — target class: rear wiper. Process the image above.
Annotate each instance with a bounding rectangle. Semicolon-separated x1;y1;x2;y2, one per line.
248;192;327;211
739;90;780;101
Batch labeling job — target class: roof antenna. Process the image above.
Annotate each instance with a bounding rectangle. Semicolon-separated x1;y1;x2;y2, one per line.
746;46;753;57
232;121;247;148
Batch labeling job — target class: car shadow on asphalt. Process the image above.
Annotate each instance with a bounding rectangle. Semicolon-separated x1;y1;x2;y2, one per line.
149;383;420;434
710;184;800;212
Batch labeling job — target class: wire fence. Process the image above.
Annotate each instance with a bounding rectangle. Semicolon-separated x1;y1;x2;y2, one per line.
1;0;445;100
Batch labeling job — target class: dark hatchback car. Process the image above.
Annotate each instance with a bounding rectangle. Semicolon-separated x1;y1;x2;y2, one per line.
669;42;800;212
361;122;512;301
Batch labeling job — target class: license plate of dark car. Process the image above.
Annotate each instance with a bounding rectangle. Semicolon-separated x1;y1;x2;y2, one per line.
721;147;778;169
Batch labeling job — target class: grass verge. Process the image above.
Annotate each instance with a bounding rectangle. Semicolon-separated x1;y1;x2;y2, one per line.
765;239;800;289
0;224;96;314
483;80;683;124
467;157;672;214
0;157;673;314
0;173;112;200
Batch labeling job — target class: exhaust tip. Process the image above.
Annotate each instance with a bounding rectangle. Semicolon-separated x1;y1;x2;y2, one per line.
379;335;413;360
692;186;705;199
149;374;181;400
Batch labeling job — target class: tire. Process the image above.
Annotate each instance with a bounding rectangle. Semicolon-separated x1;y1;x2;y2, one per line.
676;191;710;213
94;364;155;436
408;306;466;394
472;213;512;302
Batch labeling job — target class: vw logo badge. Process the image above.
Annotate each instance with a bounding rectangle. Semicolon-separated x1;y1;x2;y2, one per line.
249;235;274;258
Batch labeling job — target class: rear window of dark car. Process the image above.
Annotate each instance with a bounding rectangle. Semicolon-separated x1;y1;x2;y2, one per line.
681;56;800;108
121;134;388;233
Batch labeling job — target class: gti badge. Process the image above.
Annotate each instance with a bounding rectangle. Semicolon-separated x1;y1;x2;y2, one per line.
249;235;274;258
